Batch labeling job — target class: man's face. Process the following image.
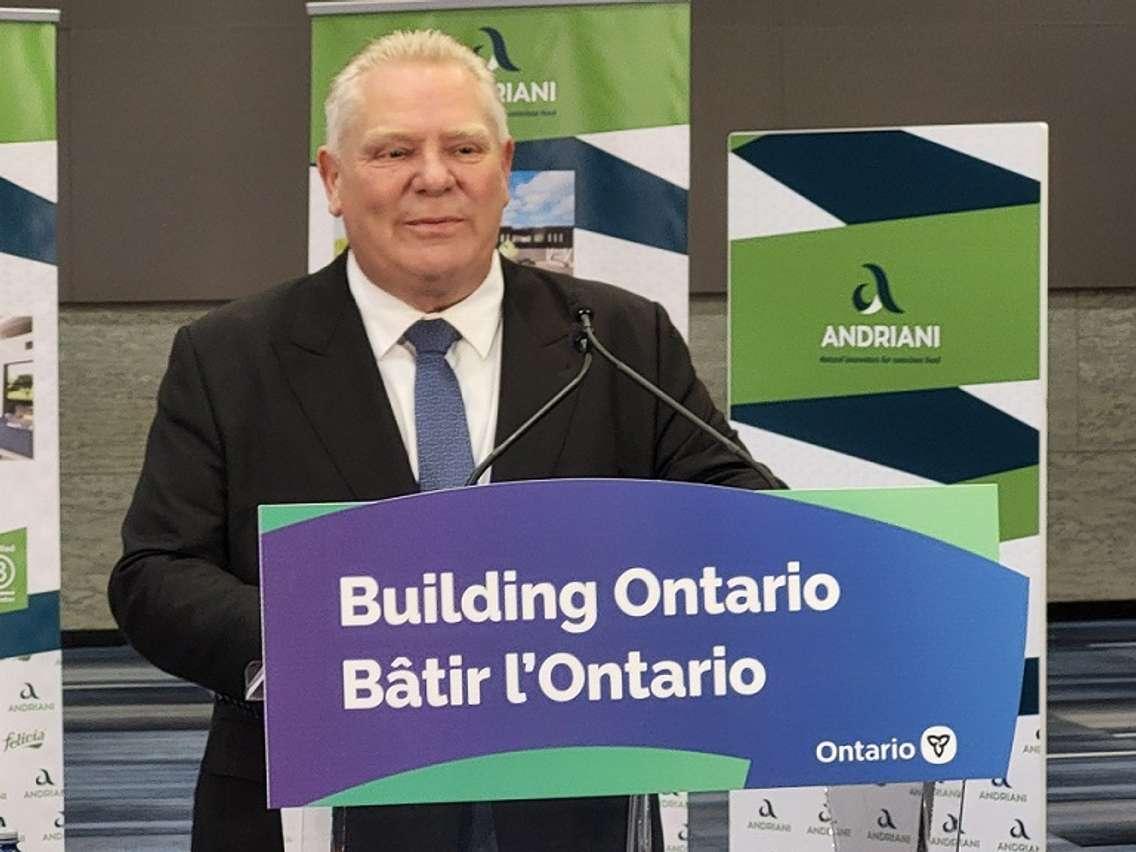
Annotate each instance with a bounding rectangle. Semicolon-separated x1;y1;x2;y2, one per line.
318;61;514;300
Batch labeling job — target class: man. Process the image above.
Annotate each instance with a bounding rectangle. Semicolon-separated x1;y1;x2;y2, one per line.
109;29;781;852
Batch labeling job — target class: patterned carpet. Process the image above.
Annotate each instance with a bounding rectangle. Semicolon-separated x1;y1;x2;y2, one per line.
61;618;1136;850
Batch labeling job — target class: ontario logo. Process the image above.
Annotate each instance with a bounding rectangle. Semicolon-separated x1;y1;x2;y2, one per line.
820;263;942;353
473;26;558;108
815;725;957;766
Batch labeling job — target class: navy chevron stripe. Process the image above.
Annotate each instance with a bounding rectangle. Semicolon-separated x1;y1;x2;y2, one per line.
1019;657;1039;716
732;388;1038;483
0;176;56;264
731;131;1039;224
513;137;687;254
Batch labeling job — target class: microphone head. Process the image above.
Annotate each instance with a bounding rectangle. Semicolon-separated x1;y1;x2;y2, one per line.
574;305;595;330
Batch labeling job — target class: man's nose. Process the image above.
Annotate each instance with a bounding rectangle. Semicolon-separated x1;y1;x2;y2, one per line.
414;149;455;194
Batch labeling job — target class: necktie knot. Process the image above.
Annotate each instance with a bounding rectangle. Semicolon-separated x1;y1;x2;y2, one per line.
404;318;461;356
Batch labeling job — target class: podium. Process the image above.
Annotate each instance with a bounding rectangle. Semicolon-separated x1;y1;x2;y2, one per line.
255;480;1028;851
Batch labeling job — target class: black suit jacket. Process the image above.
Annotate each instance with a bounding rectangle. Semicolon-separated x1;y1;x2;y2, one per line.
109;253;781;849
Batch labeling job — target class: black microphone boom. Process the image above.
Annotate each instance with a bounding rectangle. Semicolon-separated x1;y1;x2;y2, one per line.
575;307;782;489
465;339;593;487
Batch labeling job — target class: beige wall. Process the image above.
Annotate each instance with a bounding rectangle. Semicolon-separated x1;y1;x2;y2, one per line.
59;290;1136;629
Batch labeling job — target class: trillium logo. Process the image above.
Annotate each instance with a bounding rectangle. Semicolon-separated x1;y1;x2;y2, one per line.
853;263;904;315
920;725;958;764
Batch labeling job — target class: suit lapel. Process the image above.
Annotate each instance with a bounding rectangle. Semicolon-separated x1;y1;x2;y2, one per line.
491;259;584;483
272;255;417;500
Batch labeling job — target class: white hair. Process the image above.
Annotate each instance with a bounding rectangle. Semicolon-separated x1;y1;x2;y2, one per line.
324;29;509;153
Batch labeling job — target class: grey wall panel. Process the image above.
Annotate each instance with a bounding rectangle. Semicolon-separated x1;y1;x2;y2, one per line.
2;0;311;302
689;0;782;295
64;20;309;301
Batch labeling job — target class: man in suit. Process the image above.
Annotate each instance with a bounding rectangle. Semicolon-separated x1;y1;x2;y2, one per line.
109;29;781;852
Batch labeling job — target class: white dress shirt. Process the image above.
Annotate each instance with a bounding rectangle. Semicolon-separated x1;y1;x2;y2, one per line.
346;250;503;485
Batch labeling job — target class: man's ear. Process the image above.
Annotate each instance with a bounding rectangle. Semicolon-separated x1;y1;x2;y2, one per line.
500;137;515;179
316;146;343;217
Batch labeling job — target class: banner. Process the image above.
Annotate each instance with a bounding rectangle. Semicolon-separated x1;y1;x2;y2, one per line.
259;479;1026;808
727;124;1047;849
0;10;64;851
308;0;691;334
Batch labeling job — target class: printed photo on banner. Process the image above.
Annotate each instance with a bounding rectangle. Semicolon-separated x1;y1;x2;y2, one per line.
0;315;34;461
499;170;574;275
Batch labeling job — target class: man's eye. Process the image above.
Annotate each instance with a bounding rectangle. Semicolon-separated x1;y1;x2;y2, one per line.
386;148;409;159
455;145;481;156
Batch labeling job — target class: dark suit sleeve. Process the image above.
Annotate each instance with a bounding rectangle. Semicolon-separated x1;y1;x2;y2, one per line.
108;325;260;700
650;303;786;490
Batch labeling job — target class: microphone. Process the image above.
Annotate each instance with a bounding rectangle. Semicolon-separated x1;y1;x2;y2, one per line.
464;335;593;487
575;306;783;489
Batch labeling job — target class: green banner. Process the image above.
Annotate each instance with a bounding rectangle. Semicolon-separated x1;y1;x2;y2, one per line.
0;21;56;143
730;204;1041;404
310;3;688;158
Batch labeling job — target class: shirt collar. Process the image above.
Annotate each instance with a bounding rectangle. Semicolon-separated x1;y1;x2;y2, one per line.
346;250;503;360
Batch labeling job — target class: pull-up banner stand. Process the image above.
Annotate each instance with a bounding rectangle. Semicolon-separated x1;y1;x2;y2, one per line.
727;124;1047;850
0;8;63;851
260;480;1028;850
307;0;691;335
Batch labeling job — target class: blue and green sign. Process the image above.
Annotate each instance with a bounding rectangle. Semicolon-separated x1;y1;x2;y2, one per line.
259;480;1027;807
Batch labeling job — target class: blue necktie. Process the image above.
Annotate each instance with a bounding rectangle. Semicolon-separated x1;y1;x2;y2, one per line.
403;319;475;491
403;318;497;851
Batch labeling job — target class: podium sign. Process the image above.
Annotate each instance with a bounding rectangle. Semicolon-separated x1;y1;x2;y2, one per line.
258;480;1027;809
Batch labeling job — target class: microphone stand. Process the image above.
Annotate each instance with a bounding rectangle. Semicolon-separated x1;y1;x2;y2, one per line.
576;308;782;489
465;338;593;487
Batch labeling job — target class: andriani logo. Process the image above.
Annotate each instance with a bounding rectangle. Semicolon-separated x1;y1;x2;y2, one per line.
474;27;520;72
473;26;558;106
854;263;904;315
10;682;55;714
820;263;941;351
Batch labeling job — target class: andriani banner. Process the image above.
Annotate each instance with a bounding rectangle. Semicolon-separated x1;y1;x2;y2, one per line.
0;8;64;851
307;0;691;334
727;125;1047;849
